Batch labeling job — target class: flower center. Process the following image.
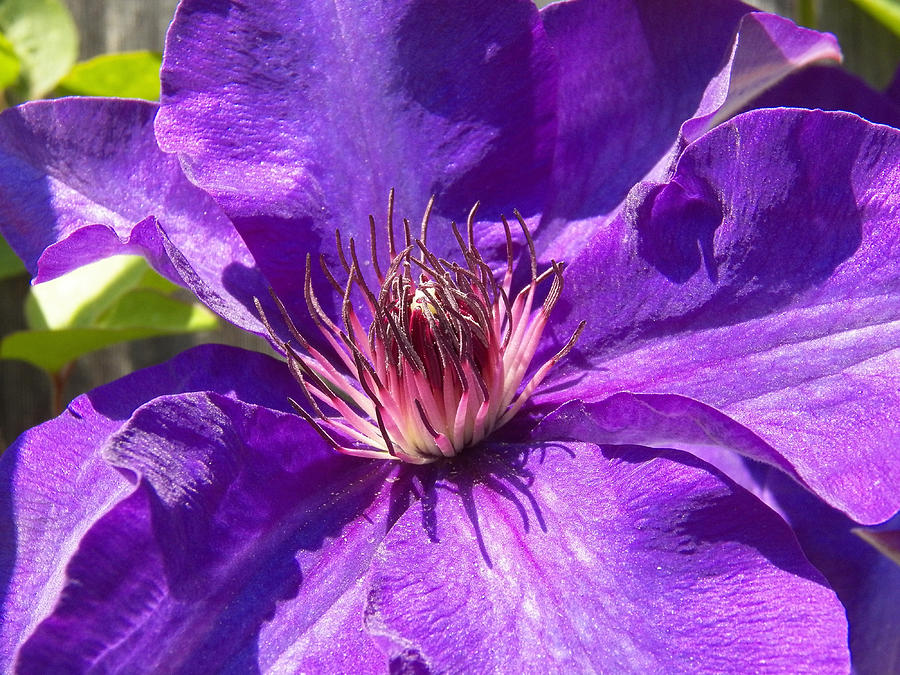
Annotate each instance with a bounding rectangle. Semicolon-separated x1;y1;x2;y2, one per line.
256;191;584;464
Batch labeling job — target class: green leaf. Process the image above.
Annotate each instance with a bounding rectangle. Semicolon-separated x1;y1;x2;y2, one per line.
850;0;900;38
25;255;148;330
0;0;77;99
2;327;162;373
56;51;162;100
4;254;218;373
94;289;218;333
136;265;180;293
1;301;217;373
0;31;20;92
0;234;25;280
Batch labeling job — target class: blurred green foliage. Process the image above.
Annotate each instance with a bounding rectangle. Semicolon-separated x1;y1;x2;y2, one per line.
55;51;162;99
0;236;25;280
0;32;19;90
0;0;217;384
850;0;900;39
0;0;77;100
2;256;217;373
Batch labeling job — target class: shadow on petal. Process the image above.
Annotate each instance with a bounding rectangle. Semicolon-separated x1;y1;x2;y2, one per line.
602;445;828;586
402;443;557;568
15;392;396;672
366;439;849;672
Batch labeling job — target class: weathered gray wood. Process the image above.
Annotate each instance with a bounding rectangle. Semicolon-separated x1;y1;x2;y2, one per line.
67;0;179;59
0;277;49;448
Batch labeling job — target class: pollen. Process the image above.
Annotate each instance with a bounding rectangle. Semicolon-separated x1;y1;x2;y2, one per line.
256;191;585;464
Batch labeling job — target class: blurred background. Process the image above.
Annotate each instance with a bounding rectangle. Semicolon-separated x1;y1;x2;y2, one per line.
1;0;899;447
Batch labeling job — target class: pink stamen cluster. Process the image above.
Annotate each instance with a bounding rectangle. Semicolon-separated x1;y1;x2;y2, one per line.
256;192;584;464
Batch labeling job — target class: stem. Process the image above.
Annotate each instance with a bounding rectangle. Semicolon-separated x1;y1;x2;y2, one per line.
50;362;75;417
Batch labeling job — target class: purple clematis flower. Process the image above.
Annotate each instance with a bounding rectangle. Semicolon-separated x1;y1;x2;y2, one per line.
1;0;899;671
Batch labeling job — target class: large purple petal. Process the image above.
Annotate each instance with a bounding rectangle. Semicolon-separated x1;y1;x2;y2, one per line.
0;400;131;671
677;13;840;145
545;108;900;523
744;64;900;128
260;574;385;673
156;0;557;316
537;1;839;258
688;453;900;675
0;344;301;669
0;98;269;334
532;394;799;485
365;442;848;672
555;108;900;358
14;391;396;672
761;471;900;675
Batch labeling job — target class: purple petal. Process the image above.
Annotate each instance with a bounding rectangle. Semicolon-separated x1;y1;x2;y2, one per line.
770;476;900;675
0;399;131;670
0;345;301;669
365;443;849;672
532;394;799;482
745;64;900;128
678;13;841;144
712;463;900;675
14;391;394;672
260;574;385;673
547;108;900;524
537;2;838;258
156;0;557;314
0;98;270;334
